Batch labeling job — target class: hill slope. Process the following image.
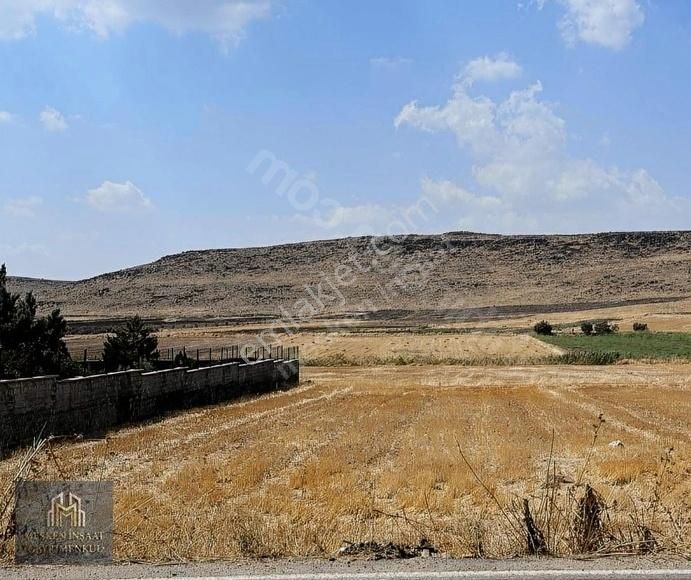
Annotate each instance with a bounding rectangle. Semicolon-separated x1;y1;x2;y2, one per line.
7;231;691;321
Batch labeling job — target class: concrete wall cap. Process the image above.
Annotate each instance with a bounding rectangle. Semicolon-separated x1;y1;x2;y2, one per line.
0;375;58;384
140;366;189;376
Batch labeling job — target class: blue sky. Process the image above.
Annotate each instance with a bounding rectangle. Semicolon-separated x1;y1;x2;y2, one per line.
0;0;690;279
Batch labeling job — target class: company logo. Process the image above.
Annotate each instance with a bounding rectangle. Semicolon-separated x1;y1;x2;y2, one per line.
47;491;86;528
15;481;113;564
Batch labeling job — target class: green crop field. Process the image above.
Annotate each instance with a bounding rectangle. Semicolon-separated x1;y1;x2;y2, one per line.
539;331;691;360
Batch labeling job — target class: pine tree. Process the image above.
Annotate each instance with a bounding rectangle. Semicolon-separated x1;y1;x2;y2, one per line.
0;263;74;378
103;315;159;371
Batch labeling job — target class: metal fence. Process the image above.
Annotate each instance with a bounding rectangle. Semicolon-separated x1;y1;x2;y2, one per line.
71;344;300;366
155;344;300;363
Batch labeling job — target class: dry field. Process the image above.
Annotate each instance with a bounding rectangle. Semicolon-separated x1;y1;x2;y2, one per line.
279;333;563;365
64;329;565;365
1;364;689;562
61;295;691;366
446;296;691;334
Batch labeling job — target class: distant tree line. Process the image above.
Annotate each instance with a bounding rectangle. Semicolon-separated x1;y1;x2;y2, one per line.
534;318;649;336
580;321;618;335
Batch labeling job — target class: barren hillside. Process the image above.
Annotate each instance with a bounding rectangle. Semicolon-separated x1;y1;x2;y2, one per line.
7;231;691;321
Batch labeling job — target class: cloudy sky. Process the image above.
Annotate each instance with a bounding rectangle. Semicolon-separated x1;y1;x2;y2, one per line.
1;0;690;279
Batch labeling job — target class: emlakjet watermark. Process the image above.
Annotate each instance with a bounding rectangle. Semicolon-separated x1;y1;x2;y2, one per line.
14;480;113;564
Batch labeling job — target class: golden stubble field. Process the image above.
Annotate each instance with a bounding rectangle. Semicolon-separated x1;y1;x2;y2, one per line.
65;329;566;366
1;364;689;562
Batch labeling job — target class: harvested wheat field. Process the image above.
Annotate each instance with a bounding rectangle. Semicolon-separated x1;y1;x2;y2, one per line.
64;330;565;365
280;332;563;365
1;364;689;562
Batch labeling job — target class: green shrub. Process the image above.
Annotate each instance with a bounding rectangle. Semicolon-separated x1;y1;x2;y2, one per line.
594;321;618;335
534;320;553;336
580;322;594;336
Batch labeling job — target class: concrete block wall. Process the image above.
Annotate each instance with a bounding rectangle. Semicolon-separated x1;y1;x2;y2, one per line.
138;368;188;418
0;359;299;457
275;359;300;386
0;376;59;455
53;371;132;437
238;360;275;395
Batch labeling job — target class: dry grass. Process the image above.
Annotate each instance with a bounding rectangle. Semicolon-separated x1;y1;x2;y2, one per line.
290;333;562;366
66;330;564;365
1;365;689;562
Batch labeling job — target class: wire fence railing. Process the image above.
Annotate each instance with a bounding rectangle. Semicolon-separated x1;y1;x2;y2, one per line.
70;344;300;367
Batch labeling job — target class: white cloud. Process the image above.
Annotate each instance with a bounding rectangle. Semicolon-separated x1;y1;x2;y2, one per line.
370;57;413;70
0;1;272;50
40;106;68;131
421;178;502;209
540;0;645;50
79;0;132;37
307;203;393;229
395;91;499;155
85;180;152;212
461;53;522;86
393;56;689;232
3;196;43;218
0;1;40;40
296;181;506;237
0;111;14;123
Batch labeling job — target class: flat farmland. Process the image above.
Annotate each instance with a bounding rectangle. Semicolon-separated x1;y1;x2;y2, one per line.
1;364;689;562
279;332;563;364
64;330;564;365
60;295;691;365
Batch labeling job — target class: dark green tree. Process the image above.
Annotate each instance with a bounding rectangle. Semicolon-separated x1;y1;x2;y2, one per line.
580;322;594;336
103;316;159;371
533;320;553;336
594;320;618;335
0;263;75;378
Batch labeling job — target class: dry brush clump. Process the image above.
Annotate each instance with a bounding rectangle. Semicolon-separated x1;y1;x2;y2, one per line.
447;416;690;558
0;437;53;562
